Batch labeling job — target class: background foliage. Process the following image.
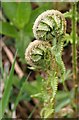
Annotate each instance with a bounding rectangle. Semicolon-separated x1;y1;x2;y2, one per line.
0;2;79;119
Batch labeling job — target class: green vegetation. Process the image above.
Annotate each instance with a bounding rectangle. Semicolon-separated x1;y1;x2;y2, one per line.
0;2;78;119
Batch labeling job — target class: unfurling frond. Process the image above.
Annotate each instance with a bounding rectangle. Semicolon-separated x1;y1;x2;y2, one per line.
25;9;66;118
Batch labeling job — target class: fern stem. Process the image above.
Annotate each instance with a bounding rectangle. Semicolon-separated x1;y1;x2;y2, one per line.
72;3;77;105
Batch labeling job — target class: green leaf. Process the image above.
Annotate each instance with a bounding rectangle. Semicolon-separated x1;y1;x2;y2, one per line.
16;30;31;62
0;21;18;38
0;52;17;119
2;2;17;22
14;2;31;29
2;2;31;29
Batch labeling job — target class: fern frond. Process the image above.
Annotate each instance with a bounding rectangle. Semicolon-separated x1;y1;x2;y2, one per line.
25;9;66;118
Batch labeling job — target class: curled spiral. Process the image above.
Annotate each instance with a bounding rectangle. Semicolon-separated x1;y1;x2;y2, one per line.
25;40;52;70
25;40;59;118
25;9;66;118
33;10;66;41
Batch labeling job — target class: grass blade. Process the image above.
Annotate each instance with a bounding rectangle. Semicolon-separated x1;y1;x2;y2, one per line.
13;72;31;110
0;52;17;119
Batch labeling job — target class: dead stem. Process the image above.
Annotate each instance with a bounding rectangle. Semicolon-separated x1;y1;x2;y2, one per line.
1;37;24;78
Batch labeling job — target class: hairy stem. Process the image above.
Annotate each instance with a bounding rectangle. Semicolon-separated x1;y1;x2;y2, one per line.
72;3;77;108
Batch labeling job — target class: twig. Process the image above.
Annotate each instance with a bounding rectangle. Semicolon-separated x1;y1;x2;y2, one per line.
1;37;24;78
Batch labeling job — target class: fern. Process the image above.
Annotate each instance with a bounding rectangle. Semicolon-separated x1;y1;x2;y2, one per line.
25;9;66;118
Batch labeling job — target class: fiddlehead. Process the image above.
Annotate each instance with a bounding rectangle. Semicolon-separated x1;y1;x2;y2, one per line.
25;40;52;70
33;10;66;78
25;40;58;118
25;9;67;118
33;10;66;53
33;10;66;40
